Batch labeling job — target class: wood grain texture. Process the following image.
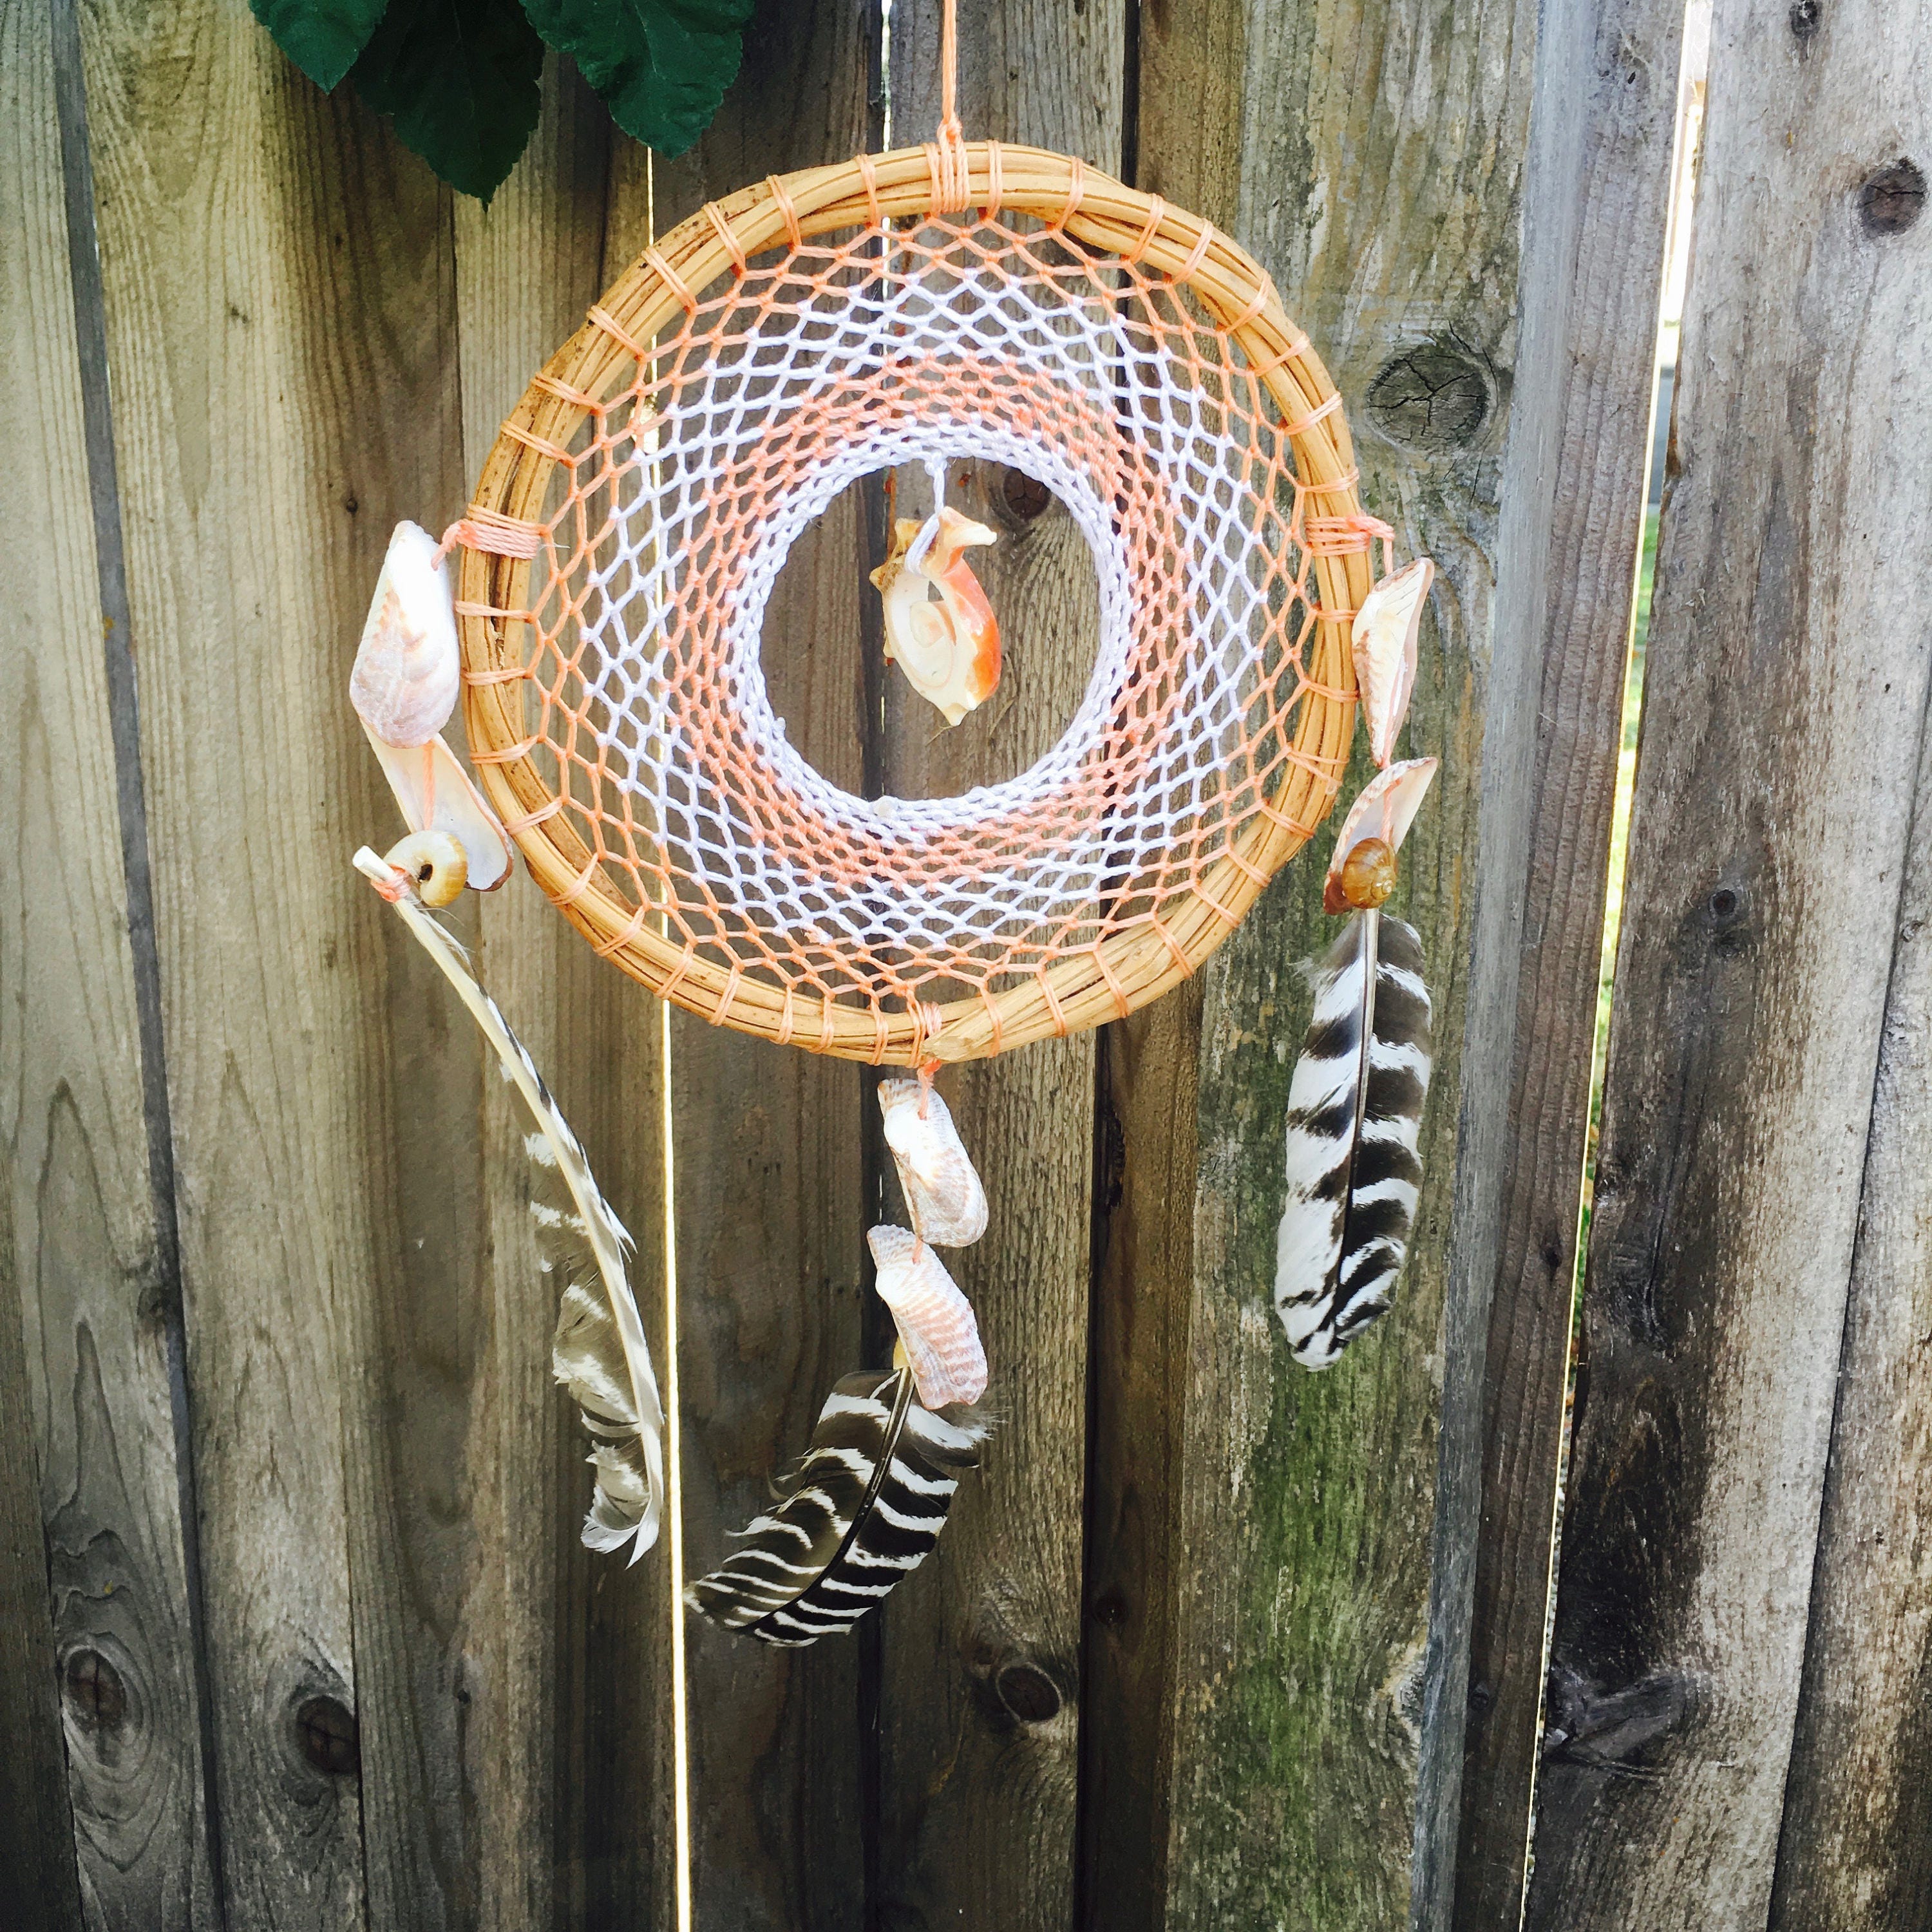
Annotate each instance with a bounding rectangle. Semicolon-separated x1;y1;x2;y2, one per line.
79;4;480;1923
1770;687;1932;1927
1528;1;1932;1922
1132;1;1538;1923
1450;2;1686;1923
869;469;1101;1927
2;3;212;1924
649;8;878;1926
875;9;1119;1923
1077;985;1196;1932
451;62;681;1932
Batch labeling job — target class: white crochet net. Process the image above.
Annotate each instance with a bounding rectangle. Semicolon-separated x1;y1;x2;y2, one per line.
484;215;1347;1021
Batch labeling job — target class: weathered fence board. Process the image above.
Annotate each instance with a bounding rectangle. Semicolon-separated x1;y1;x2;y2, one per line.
1121;2;1546;1923
1530;0;1932;1923
1770;688;1932;1926
450;62;679;1932
2;8;211;1922
875;6;1120;1924
1452;0;1688;1922
652;10;877;1926
77;3;473;1921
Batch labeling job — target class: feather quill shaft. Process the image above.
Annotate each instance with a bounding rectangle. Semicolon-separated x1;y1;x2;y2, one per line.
685;1366;986;1645
1274;911;1433;1368
353;846;667;1558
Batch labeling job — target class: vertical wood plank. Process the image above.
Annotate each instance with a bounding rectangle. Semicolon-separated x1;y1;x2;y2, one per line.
451;62;681;1932
1079;983;1197;1932
79;3;483;1923
647;7;879;1925
1123;1;1542;1922
1;2;213;1924
875;7;1121;1924
1450;1;1687;1922
1528;1;1932;1922
1769;704;1932;1927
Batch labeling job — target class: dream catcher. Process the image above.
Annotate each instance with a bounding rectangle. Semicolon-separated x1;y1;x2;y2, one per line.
348;3;1439;1639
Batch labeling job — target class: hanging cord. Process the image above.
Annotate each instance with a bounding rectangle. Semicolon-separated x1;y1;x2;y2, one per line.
939;0;960;144
905;456;950;573
924;0;971;213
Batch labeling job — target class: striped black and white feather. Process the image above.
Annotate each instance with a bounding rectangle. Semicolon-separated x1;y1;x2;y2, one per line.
1274;911;1433;1369
354;848;667;1558
685;1367;986;1646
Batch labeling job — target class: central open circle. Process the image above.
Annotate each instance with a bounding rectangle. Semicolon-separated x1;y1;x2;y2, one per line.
758;464;1101;800
728;421;1139;840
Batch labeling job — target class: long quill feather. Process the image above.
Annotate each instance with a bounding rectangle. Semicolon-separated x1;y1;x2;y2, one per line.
354;846;667;1558
1274;911;1433;1368
685;1365;986;1645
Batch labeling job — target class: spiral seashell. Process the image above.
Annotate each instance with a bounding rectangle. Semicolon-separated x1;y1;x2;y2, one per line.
1338;836;1397;911
385;829;469;907
1323;757;1438;915
870;508;1001;728
877;1076;988;1246
867;1226;987;1409
350;521;460;748
1351;558;1434;768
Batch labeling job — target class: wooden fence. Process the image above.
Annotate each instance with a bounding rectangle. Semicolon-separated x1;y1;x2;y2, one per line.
3;0;1927;1926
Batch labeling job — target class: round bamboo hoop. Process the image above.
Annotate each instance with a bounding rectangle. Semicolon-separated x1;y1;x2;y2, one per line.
457;140;1373;1065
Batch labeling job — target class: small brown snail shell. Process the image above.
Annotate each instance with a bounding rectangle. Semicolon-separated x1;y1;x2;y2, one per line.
386;829;469;907
1338;837;1397;911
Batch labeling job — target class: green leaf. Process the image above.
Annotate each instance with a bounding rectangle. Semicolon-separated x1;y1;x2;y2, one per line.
521;0;756;157
251;0;390;91
350;0;545;203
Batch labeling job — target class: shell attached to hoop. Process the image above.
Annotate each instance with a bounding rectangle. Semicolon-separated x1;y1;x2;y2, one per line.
1323;757;1438;914
878;1076;988;1247
1351;558;1434;768
867;1226;987;1410
350;521;461;748
351;520;511;893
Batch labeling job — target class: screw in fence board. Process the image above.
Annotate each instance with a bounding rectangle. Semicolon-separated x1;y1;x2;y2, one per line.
642;8;882;1926
1448;0;1689;1923
873;6;1123;1926
1112;1;1542;1924
75;1;489;1921
1528;2;1932;1926
1;2;216;1922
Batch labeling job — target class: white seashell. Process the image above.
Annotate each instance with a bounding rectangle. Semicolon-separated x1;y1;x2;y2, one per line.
867;1226;987;1409
1351;558;1434;768
1323;757;1438;914
350;521;460;747
877;1076;987;1246
363;726;512;891
870;509;1001;728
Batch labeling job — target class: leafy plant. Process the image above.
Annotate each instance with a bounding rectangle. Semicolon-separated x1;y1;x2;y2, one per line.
252;0;755;202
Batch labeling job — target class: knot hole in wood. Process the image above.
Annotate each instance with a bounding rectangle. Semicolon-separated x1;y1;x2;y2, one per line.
1859;158;1926;236
62;1647;127;1733
295;1694;361;1777
1365;343;1494;452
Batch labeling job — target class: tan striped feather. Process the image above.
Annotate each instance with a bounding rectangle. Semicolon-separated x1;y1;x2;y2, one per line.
354;848;667;1557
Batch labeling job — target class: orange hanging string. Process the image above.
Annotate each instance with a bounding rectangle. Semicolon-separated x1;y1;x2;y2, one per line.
938;0;961;144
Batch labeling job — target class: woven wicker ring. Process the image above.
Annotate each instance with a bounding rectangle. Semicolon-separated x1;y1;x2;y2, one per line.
457;142;1374;1065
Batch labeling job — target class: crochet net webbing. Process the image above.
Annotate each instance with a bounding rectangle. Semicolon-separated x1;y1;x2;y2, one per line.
470;214;1354;1036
